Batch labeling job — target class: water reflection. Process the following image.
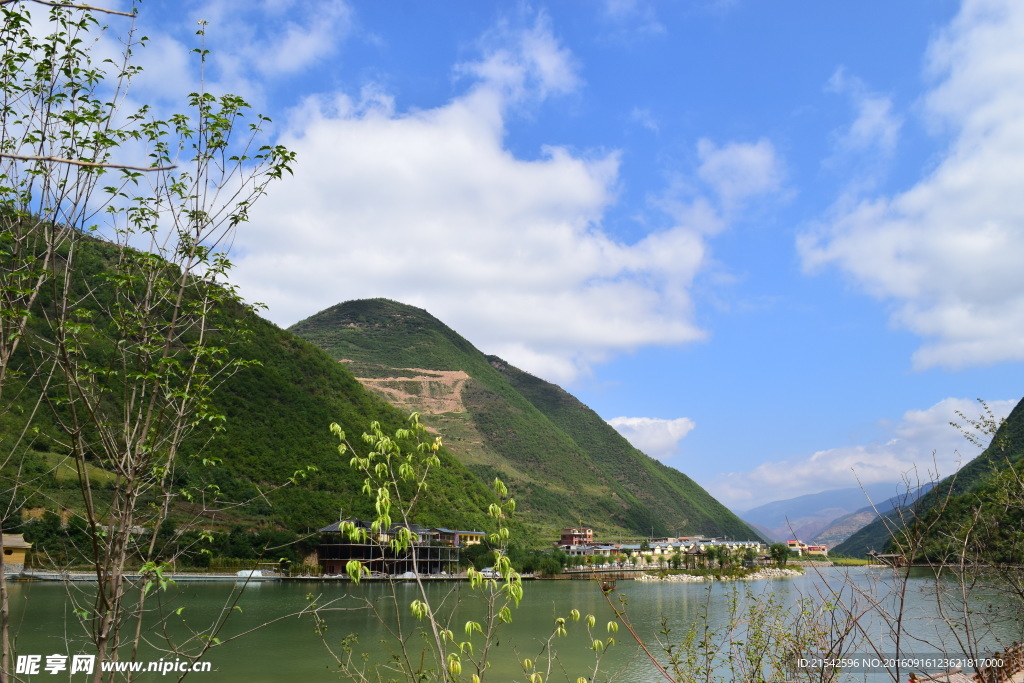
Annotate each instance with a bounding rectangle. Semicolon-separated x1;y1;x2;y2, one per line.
6;567;1023;682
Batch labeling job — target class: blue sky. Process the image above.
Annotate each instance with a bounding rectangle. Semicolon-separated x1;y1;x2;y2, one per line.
113;0;1023;510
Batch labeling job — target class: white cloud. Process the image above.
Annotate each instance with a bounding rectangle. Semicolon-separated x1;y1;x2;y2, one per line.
229;15;776;383
458;12;581;105
697;138;783;212
710;398;1017;509
801;0;1024;370
198;0;352;77
608;416;696;461
629;107;659;133
826;68;902;156
599;0;665;38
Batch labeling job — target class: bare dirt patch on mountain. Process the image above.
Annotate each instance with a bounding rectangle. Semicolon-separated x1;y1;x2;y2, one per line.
348;367;471;415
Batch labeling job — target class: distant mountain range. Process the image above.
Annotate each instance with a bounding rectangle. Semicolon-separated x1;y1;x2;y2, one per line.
737;483;899;544
289;298;759;542
810;483;935;548
735;406;1024;556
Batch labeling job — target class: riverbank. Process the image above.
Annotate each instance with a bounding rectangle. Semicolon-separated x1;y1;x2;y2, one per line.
15;570;537;583
636;567;803;582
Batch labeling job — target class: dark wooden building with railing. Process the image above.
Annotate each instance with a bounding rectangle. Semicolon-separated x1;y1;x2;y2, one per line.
316;520;463;577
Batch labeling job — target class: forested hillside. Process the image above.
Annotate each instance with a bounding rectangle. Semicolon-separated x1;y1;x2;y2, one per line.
0;237;501;547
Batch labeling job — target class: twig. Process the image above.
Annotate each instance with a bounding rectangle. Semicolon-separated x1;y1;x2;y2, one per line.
0;153;174;171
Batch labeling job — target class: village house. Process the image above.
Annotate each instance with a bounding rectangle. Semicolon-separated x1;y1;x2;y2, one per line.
555;527;597;557
1;534;31;573
590;543;643;558
550;525;769;572
787;539;828;556
558;527;593;547
433;528;486;546
554;527;766;568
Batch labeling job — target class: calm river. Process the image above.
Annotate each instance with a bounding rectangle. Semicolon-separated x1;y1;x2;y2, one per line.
7;567;1022;682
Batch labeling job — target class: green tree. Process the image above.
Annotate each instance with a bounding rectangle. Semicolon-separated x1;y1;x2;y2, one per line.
0;1;294;675
538;554;562;576
670;551;682;570
0;1;151;668
769;543;789;567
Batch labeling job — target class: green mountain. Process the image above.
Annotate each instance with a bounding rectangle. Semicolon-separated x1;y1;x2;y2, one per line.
0;237;500;542
834;397;1024;558
289;298;758;541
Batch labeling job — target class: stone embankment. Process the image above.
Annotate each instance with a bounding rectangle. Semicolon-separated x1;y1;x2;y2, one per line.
636;568;802;583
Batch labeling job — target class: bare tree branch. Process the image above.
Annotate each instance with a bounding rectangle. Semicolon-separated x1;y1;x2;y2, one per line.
0;0;136;18
0;153;174;171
